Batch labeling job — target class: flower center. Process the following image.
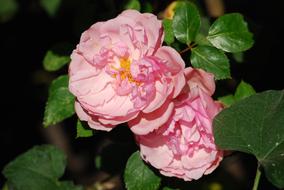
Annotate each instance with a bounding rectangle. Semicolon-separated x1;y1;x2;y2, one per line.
118;58;140;85
119;58;132;80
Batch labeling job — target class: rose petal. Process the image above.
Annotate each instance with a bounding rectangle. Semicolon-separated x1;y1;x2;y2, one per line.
184;67;215;96
129;100;174;135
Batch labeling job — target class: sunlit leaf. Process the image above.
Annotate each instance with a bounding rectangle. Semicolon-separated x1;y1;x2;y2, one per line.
207;13;254;53
172;1;200;44
191;45;230;80
76;120;93;138
218;80;255;107
163;19;174;45
234;80;256;101
43;51;70;72
218;95;235;107
43;75;75;127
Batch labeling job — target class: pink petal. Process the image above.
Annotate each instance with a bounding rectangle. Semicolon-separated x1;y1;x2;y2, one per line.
98;111;139;125
204;151;223;175
129;100;174;135
138;135;174;169
75;101;115;132
69;57;113;97
184;162;213;180
74;101;89;121
181;149;217;170
143;81;171;113
184;67;215;96
120;10;163;55
88;118;114;131
155;46;185;74
155;46;186;97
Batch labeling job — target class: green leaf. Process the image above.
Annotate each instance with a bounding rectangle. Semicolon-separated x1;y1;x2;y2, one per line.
40;0;62;17
43;75;75;127
43;42;72;72
124;151;161;190
207;13;254;53
0;0;18;23
76;120;93;138
2;145;82;190
172;2;201;44
234;80;256;101
124;0;141;11
43;51;70;72
218;94;235;107
218;80;255;107
191;45;230;80
213;90;284;188
195;33;212;46
163;19;174;45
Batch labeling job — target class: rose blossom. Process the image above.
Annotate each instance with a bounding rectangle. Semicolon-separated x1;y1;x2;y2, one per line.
69;10;185;133
136;68;223;181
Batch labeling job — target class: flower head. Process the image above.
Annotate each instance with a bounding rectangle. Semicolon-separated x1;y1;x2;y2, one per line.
136;68;223;181
69;10;185;133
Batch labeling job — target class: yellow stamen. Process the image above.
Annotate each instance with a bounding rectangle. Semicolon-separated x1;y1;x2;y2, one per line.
120;58;131;70
118;58;140;85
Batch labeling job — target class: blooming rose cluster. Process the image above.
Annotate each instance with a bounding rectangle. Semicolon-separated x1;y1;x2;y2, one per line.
69;10;223;181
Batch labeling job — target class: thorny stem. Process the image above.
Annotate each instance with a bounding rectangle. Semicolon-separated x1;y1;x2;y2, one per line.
252;163;262;190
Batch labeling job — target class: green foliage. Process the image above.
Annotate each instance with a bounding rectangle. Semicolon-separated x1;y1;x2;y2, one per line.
173;1;201;44
218;80;255;107
43;50;70;72
124;0;141;11
163;19;175;45
0;0;18;22
191;45;230;80
76;120;93;138
218;95;235;107
234;80;256;100
124;151;161;190
214;90;284;188
2;145;82;190
40;0;62;17
207;13;254;53
43;75;75;127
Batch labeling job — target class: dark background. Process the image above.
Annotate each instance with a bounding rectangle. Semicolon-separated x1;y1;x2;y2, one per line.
0;0;283;189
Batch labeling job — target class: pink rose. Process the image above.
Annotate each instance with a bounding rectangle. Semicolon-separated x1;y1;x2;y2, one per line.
69;10;185;132
136;68;223;181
